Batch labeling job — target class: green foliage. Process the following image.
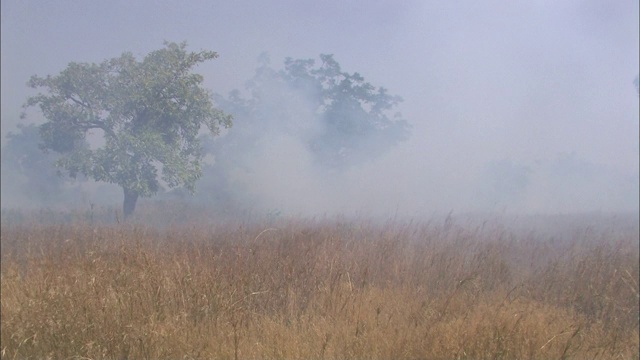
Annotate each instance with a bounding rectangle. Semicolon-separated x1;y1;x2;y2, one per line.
23;42;232;212
213;53;411;170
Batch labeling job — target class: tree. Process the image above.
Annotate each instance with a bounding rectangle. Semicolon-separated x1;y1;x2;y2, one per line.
23;41;232;218
291;54;411;168
199;54;410;211
212;53;410;170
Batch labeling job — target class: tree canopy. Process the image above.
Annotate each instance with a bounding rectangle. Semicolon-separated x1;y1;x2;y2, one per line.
194;54;410;210
212;54;410;170
23;41;232;217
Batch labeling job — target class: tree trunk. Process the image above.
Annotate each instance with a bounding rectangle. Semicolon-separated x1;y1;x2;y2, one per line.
123;188;139;219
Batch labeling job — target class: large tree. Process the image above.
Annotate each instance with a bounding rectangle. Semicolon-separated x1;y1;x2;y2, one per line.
23;41;232;217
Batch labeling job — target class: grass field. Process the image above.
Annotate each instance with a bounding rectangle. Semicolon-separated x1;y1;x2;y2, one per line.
1;206;638;359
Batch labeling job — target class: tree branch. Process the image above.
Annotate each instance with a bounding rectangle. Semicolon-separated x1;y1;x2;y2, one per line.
69;95;90;108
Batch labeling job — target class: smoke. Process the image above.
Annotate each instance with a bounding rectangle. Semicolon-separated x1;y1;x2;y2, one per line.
191;54;638;217
1;1;638;217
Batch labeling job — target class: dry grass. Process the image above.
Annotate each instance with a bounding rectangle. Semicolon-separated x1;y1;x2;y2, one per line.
1;209;638;359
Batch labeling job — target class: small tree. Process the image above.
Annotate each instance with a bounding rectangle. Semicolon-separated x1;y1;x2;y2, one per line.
23;41;232;218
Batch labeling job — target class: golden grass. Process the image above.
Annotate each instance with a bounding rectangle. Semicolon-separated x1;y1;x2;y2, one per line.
1;211;638;359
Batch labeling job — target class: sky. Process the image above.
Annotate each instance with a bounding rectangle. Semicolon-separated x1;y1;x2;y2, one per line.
1;0;639;215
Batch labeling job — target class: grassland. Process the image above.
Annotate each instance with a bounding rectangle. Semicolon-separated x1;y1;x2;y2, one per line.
1;206;638;359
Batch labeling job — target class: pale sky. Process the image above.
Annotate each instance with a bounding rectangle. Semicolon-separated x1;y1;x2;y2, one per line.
1;0;638;214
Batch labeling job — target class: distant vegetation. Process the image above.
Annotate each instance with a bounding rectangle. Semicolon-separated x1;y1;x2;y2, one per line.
194;53;412;210
0;124;73;205
211;53;410;170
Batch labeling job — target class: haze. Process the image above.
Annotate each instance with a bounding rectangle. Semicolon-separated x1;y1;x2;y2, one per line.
1;0;638;217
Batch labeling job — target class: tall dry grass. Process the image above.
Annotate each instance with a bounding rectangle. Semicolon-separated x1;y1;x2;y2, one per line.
1;210;638;359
